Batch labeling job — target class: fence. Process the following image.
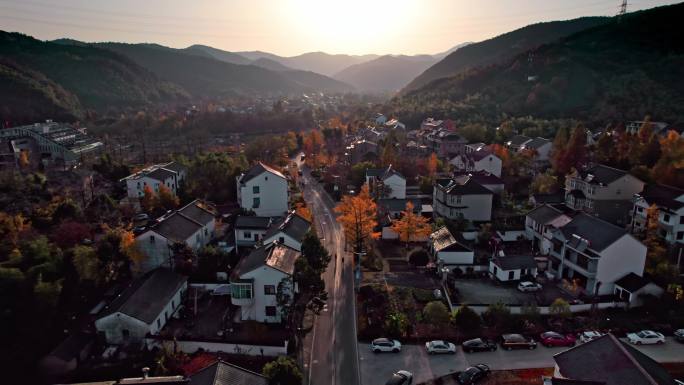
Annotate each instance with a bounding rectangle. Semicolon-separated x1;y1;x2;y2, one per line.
449;301;627;315
145;336;288;356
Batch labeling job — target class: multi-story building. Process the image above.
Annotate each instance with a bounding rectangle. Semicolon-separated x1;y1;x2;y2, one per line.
450;149;502;178
564;164;644;226
631;184;684;244
433;176;493;222
121;161;186;199
236;162;289;217
261;211;311;251
366;166;406;199
525;204;573;254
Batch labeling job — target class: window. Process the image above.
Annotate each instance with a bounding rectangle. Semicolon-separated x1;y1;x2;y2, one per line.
171;300;175;309
265;306;277;317
456;195;462;204
508;271;514;280
637;206;644;213
278;236;285;243
253;197;260;208
231;284;253;299
149;235;155;243
157;319;161;329
253;185;260;194
264;285;276;295
663;214;671;223
244;231;252;239
680;216;684;225
616;189;621;195
492;266;498;276
122;329;130;339
677;232;683;240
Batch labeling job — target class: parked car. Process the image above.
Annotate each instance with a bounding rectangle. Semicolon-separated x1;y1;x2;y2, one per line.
675;329;684;343
133;213;149;222
425;340;456;354
386;370;413;385
578;331;604;344
456;364;490;385
501;334;537;350
540;331;576;347
371;338;402;353
517;281;542;292
626;330;665;345
462;338;497;353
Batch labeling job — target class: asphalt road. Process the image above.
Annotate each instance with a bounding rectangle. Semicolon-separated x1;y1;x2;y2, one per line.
299;157;360;385
358;338;684;385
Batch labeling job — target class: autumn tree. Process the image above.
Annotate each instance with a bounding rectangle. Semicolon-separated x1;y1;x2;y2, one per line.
530;170;559;194
158;185;179;211
18;150;29;168
294;202;312;222
141;185;158;213
335;185;377;253
303;130;324;168
427;152;438;179
72;245;100;282
652;130;684;187
381;143;397;167
553;125;587;176
643;204;678;283
391;202;431;252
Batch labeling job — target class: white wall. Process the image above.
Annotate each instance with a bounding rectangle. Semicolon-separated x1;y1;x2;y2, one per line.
136;231;172;273
238;171;289;217
434;190;492;222
235;228;268;246
95;312;149;345
596;234;647;295
384;174;406;199
261;232;302;251
239;266;291;323
147;337;287;356
475;155;502;177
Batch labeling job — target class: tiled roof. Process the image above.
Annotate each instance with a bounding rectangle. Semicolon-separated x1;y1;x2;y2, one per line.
470;149;495;161
614;272;652;292
99;269;187;324
263;211;311;242
147;167;177;182
430;227;471;252
508;135;532;146
439;176;493;196
231;242;300;279
377;198;422;212
553;334;674;385
523;137;551;150
577;164;630;185
179;200;215;226
235;215;272;229
152;212;204;243
239;162;285;184
492;255;537;270
639;184;684;211
455;171;503;186
189;360;267;385
527;204;564;225
558;213;628;252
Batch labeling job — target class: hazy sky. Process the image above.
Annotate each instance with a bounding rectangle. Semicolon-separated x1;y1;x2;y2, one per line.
0;0;679;56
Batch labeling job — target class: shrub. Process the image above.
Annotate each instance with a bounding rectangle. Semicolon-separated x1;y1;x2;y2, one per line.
409;249;429;266
549;298;571;319
412;288;435;303
262;356;302;385
423;301;450;327
452;305;482;332
384;312;409;337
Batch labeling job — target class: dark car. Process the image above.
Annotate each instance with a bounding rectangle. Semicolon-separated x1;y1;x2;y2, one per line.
462;338;497;353
675;329;684;343
540;331;576;347
456;364;490;385
386;370;413;385
501;334;537;350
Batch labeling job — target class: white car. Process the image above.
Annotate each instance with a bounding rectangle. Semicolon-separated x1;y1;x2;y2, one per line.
517;281;542;292
626;330;665;345
425;340;457;354
386;370;413;385
578;331;604;343
371;338;402;353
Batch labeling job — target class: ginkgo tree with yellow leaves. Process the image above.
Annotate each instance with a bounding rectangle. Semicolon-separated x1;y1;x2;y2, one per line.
334;184;377;254
390;201;432;254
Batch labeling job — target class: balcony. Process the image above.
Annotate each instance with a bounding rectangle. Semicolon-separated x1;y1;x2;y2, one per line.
230;280;254;306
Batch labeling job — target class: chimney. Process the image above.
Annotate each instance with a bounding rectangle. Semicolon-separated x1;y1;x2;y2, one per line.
142;367;150;379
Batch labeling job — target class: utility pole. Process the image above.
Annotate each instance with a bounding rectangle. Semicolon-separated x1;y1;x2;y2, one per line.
618;0;628;19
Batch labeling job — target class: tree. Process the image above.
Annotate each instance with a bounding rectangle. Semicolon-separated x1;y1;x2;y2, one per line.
482;301;512;328
141;185;158;213
301;231;331;274
390;202;431;250
158;185;179;210
424;301;450;328
384;312;409;337
335;185;377;253
553;125;587;176
550;126;569;174
18;151;29;168
294;202;312;222
427;152;438;179
643;204;678;283
530;170;559;194
652;130;684;187
72;245;100;283
549;298;571;319
52;220;90;249
380;143;397;167
452;305;482;332
262;356;303;385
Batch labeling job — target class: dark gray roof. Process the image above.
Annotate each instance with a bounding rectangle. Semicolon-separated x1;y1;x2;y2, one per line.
469;149;494;161
231;242;300;279
559;213;628;252
439;176;493;196
492;255;537;270
614;272;652;292
527;204;564;224
553;334;675;385
189;360;267;385
179;201;215;226
161;161;186;174
578;165;629;185
47;332;93;361
508;135;531;146
263;212;311;242
147;167;177;182
454;172;503;186
366;166;404;180
523;137;551;150
532;193;565;204
377;198;422;212
430;227;471;252
100;269;187;324
640;184;684;212
239;162;285;184
235;216;272;229
152;212;204;243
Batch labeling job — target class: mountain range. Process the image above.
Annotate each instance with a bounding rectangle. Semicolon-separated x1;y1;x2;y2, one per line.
391;2;684;125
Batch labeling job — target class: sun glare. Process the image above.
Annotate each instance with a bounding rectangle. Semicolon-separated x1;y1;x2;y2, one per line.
285;0;418;54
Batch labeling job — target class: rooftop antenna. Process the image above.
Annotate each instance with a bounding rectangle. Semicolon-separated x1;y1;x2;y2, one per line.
618;0;628;19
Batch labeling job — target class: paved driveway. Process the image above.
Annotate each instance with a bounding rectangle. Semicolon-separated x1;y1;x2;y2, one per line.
359;338;684;385
454;279;533;305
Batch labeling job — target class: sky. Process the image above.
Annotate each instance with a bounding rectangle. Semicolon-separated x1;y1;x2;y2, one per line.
0;0;680;56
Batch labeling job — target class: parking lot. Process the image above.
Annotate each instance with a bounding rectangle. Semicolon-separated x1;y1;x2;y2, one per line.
454;279;571;306
358;338;684;385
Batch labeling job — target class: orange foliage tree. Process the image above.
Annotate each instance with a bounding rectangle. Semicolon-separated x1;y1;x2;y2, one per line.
427;153;438;179
295;202;313;222
158;184;179;210
653;130;684;187
303;130;324;168
141;185;158;212
391;202;432;250
334;185;377;252
119;229;145;273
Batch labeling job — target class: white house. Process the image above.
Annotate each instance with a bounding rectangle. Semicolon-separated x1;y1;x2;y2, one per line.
374;113;387;125
234;216;273;249
450;150;502;178
525;204;573;254
433;176;493;222
613;273;664;307
230;242;300;323
136;200;215;272
519;137;553;164
95;269;187;344
631;184;684;245
366;166;406;199
236;162;289;217
564;164;644;225
505;135;533;152
428;227;474;266
489;254;538;282
454;172;504;195
121;161;186;199
261;211;312;251
547;213;647;296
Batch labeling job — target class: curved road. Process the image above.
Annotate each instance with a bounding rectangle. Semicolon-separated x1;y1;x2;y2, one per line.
299;159;361;385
